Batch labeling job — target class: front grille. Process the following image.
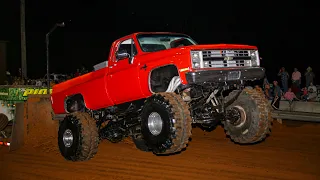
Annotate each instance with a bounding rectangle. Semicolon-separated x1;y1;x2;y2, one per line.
202;50;253;68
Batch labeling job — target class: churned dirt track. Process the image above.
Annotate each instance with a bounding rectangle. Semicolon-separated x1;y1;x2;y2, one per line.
22;95;58;153
1;120;320;180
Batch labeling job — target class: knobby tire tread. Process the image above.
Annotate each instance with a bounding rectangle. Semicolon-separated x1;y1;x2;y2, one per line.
71;112;99;161
154;93;192;154
223;87;273;144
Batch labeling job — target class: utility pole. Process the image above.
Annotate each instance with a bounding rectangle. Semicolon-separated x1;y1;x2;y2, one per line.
46;22;65;92
20;0;27;78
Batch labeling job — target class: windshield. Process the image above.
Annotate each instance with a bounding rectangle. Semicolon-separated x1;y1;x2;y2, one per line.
136;34;197;52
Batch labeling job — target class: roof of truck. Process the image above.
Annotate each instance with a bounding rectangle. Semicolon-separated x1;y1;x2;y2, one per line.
117;32;257;49
113;32;191;44
120;32;190;38
133;32;188;35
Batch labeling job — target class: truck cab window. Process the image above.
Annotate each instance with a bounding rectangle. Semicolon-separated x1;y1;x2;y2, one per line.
116;39;138;61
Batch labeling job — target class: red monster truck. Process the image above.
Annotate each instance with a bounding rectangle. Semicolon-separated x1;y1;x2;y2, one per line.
51;32;272;161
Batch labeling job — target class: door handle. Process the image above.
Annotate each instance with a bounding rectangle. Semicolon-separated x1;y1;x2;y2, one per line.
140;64;147;70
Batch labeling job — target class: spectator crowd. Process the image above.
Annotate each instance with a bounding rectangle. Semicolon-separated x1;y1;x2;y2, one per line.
262;66;318;110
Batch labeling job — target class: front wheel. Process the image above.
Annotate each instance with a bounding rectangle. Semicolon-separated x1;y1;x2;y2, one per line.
222;87;273;144
140;93;192;154
58;112;99;161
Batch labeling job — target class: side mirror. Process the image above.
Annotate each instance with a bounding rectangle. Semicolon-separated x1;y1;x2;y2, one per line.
116;49;130;60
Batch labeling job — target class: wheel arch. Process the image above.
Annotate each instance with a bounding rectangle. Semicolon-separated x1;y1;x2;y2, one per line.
64;93;87;113
148;64;180;93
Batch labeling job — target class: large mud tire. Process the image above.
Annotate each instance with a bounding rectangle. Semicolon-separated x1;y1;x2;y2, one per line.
58;112;99;161
0;113;9;131
222;87;273;144
141;92;192;154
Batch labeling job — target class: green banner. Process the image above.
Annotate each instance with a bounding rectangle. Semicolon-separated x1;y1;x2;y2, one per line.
0;87;52;101
0;88;9;101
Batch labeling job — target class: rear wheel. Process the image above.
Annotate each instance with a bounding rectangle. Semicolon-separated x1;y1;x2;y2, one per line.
58;112;99;161
140;93;192;154
222;87;272;144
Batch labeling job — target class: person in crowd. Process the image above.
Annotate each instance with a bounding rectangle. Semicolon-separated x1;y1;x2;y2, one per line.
291;68;301;97
292;68;301;88
35;79;42;86
263;76;269;90
291;84;300;98
6;70;12;85
301;87;308;101
18;68;22;78
307;82;317;101
271;81;282;110
278;67;289;93
284;88;299;102
264;84;273;100
305;66;315;87
50;80;55;87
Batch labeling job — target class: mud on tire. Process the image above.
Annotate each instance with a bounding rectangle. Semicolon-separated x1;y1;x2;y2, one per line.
58;112;99;161
141;92;192;154
222;86;273;144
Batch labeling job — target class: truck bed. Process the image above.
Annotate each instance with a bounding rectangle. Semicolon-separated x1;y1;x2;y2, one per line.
51;67;114;114
53;68;106;94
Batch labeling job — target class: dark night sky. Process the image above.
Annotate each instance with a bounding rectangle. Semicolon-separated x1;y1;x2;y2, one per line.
0;1;319;84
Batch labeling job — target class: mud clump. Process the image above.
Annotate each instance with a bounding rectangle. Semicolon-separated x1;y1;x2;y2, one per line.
23;95;59;154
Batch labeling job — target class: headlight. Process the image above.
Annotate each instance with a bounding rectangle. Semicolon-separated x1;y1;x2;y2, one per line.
250;50;260;67
191;51;201;68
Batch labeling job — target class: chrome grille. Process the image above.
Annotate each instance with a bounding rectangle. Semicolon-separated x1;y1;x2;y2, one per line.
202;50;253;68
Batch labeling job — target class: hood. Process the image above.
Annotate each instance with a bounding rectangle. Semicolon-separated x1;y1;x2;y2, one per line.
186;44;257;50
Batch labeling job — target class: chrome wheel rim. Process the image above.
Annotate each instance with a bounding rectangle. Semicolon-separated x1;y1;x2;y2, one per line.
147;112;163;136
63;129;73;148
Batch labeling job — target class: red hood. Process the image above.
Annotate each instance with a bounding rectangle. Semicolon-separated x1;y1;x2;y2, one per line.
186;44;257;50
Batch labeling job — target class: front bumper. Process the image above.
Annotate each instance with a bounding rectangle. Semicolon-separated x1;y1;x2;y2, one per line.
185;67;265;84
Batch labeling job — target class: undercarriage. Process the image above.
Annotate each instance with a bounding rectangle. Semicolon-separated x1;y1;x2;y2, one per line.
89;81;243;141
180;83;242;128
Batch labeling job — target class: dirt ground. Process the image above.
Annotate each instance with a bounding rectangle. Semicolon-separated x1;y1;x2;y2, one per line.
1;120;320;180
22;96;58;153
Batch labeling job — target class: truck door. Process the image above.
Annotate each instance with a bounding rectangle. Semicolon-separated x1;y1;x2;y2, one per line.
107;38;144;105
